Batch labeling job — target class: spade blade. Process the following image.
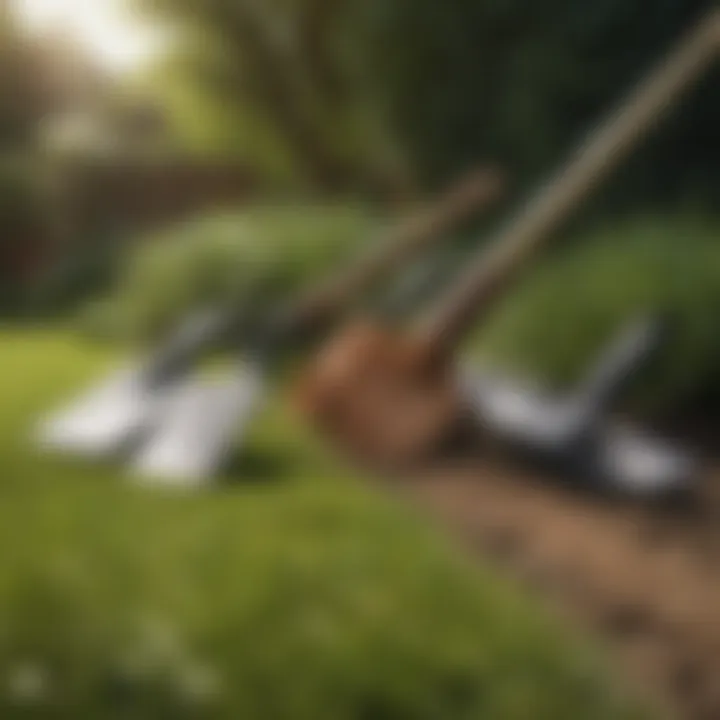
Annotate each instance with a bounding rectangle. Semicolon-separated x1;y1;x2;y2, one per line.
35;365;172;459
131;363;266;487
34;308;235;460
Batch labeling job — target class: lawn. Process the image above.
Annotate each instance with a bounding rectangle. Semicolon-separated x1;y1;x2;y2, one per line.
0;329;651;719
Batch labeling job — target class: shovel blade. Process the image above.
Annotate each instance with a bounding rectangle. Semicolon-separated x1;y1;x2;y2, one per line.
131;365;265;487
34;308;234;460
35;365;165;459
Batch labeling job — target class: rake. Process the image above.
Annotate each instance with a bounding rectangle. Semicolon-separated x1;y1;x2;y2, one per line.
36;168;505;483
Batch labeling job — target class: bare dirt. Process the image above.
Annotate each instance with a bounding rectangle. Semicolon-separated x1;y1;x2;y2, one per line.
296;327;720;718
392;454;720;720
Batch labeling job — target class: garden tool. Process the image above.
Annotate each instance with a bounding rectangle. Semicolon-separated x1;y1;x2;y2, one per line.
462;315;699;497
131;209;497;485
463;316;667;457
295;8;720;472
35;306;242;459
35;167;505;472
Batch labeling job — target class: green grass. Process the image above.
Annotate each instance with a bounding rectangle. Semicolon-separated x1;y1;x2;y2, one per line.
0;330;650;719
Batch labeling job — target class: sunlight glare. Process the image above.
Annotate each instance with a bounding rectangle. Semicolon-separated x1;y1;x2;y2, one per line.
14;0;165;73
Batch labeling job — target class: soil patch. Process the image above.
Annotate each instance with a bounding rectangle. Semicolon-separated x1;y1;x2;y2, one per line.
394;456;720;720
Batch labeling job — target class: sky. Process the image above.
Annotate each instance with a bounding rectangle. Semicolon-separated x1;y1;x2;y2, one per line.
14;0;166;74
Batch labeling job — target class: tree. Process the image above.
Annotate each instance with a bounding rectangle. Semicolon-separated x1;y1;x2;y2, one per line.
133;0;414;197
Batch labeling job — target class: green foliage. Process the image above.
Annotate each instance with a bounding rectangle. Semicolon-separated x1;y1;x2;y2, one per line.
81;203;379;343
138;54;301;184
29;229;128;321
0;158;128;320
346;0;718;206
0;330;651;719
0;156;59;314
472;215;720;417
133;0;413;194
0;155;52;238
133;0;717;206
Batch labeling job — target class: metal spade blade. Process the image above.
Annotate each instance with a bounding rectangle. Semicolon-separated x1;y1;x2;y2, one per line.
131;361;266;486
36;364;170;459
34;307;236;459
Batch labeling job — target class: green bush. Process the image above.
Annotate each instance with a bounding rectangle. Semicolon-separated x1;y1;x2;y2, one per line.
0;158;46;234
28;228;131;320
471;215;720;417
0;156;56;314
0;330;650;719
81;203;379;344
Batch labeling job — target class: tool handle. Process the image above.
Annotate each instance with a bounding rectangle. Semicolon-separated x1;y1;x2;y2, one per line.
420;10;720;358
141;167;505;381
578;315;665;417
143;306;253;385
376;249;464;322
280;167;506;335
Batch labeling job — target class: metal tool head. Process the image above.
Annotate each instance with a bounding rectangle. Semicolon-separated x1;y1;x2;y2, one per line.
460;370;588;453
461;369;698;498
35;365;169;459
578;314;666;413
461;313;667;444
458;312;698;499
596;423;699;498
34;308;236;460
130;362;266;487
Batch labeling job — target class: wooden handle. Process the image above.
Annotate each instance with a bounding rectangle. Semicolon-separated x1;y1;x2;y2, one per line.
420;9;720;357
286;165;506;331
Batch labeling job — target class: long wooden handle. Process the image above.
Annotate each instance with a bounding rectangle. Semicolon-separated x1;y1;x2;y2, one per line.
420;9;720;356
285;165;506;331
150;165;505;367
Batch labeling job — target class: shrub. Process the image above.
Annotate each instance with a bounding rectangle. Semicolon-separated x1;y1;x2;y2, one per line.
470;215;720;417
28;227;130;321
0;155;56;314
82;203;379;344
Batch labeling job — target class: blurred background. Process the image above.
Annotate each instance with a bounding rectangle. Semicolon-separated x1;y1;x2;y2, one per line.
1;0;718;419
0;1;718;717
